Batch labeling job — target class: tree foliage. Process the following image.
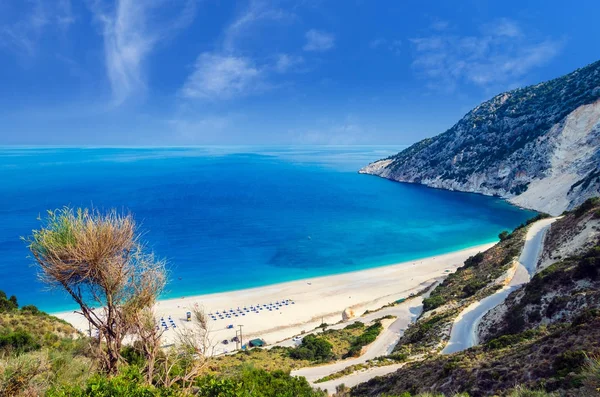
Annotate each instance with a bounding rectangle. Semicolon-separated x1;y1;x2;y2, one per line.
26;207;166;375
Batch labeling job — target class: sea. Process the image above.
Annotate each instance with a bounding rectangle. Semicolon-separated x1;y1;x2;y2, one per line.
0;146;537;312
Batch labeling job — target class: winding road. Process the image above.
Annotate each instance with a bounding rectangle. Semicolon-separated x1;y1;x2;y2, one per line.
290;292;424;388
285;219;555;394
442;218;556;354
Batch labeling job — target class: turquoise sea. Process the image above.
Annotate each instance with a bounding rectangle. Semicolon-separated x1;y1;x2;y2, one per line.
0;146;536;312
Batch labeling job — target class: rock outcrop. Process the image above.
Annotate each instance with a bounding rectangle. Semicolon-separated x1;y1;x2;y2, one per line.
361;61;600;215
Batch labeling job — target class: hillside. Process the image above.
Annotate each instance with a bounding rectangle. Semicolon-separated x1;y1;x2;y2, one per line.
348;198;600;397
360;61;600;215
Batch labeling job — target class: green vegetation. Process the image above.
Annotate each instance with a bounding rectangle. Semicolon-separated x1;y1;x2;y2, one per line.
4;201;600;396
290;335;334;362
206;319;385;375
574;196;600;217
350;199;600;396
383;60;600;189
351;312;600;396
47;366;326;397
0;291;18;313
394;219;536;356
344;322;383;358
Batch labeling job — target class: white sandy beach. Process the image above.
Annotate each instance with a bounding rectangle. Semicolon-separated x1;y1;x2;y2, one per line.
54;243;493;355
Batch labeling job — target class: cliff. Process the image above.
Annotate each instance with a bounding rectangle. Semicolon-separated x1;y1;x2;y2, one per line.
361;61;600;215
349;199;600;397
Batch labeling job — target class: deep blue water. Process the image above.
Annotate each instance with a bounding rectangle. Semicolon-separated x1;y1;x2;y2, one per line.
0;146;537;312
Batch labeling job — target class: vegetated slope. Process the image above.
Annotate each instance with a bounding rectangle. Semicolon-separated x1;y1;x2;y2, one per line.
0;291;79;354
361;60;600;215
479;198;600;343
350;199;600;397
391;216;543;356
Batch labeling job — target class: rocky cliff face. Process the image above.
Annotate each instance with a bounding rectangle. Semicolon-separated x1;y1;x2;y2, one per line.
361;61;600;215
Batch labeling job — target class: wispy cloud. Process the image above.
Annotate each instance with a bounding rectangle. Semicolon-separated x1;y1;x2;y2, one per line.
369;38;401;54
180;53;263;100
89;0;197;106
273;53;304;73
410;18;564;92
222;0;293;52
0;0;74;57
303;29;335;52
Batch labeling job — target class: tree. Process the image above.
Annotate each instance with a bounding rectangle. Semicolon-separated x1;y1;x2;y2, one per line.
26;207;166;375
156;304;214;391
498;231;510;241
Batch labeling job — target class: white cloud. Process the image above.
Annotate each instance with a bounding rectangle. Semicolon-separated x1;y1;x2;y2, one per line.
369;38;401;54
0;0;74;56
180;53;263;100
303;29;335;52
274;53;304;73
489;18;522;38
222;0;293;52
180;1;299;102
410;19;564;92
89;0;197;106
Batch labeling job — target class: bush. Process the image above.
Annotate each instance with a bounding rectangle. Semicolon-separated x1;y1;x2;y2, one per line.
462;280;486;297
289;335;333;362
195;367;326;397
20;305;42;315
574;197;599;217
0;290;18;312
498;230;511;241
0;330;40;354
121;343;146;367
47;366;174;397
344;321;364;330
574;247;599;280
344;322;383;358
571;308;600;328
423;295;445;311
464;252;485;268
553;350;587;377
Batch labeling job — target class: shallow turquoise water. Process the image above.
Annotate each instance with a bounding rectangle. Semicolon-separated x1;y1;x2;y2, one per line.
0;146;536;312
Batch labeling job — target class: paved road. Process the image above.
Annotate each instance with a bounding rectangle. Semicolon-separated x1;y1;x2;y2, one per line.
442;218;556;354
290;286;430;390
314;362;406;393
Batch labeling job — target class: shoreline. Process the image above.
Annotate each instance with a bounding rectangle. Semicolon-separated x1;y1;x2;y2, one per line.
54;242;494;354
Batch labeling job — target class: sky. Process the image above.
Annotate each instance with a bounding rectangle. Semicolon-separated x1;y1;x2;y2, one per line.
0;0;599;146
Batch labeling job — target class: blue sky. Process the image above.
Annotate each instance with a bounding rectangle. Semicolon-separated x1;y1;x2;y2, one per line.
0;0;598;145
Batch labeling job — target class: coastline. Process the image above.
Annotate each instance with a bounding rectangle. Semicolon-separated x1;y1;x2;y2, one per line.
54;242;494;354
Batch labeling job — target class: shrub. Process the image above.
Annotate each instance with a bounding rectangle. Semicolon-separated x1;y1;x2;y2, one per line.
344;322;383;358
423;295;445;311
0;330;40;354
574;197;599;217
0;290;18;312
498;231;510;241
574;247;599;280
47;366;174;397
462;280;486;297
344;321;364;330
20;305;42;315
553;350;587;377
571;308;600;328
195;367;326;397
289;335;333;362
464;252;485;268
